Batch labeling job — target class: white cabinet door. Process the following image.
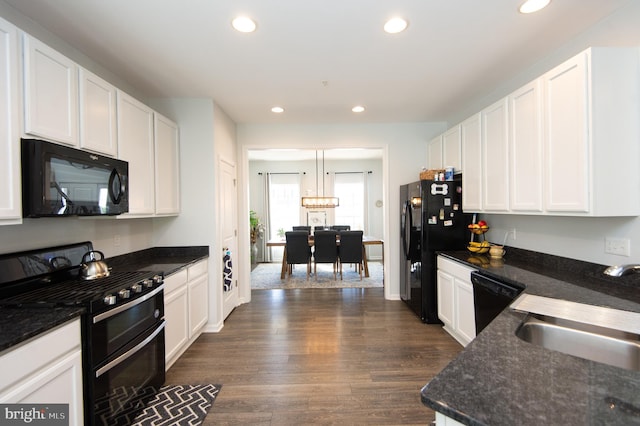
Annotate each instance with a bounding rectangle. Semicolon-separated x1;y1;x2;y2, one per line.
117;90;155;216
436;412;466;426
165;285;189;365
154;113;180;215
427;135;443;169
456;280;476;345
79;68;117;156
509;79;543;212
188;273;209;336
23;34;78;146
461;113;482;212
543;52;589;213
442;125;462;172
437;269;455;332
0;18;21;224
482;98;509;212
0;320;84;426
437;256;477;347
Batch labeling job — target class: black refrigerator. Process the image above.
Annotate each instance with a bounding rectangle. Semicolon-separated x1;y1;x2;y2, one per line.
400;177;471;323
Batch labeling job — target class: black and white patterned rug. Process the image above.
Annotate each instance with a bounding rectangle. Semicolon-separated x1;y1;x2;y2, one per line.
132;384;221;426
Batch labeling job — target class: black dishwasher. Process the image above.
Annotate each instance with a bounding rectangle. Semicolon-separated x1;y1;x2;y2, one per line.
471;272;524;334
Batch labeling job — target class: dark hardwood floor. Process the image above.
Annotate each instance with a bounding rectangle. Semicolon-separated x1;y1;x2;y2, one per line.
165;288;463;425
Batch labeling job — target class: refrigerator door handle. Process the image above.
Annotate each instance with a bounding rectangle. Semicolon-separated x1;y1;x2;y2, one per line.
402;201;412;259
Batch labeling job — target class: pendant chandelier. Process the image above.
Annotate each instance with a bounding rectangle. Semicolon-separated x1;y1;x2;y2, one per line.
301;150;339;208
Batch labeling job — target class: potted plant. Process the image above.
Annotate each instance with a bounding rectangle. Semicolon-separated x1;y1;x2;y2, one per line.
249;210;264;264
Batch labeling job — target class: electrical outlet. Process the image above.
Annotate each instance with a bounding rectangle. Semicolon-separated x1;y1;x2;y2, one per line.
510;228;517;241
604;237;630;256
113;234;121;247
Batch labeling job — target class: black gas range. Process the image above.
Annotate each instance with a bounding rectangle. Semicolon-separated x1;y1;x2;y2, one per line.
0;242;166;426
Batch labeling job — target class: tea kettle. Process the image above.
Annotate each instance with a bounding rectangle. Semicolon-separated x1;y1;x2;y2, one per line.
80;250;111;280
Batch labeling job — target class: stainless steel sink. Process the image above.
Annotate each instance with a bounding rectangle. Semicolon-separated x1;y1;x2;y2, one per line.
515;313;640;371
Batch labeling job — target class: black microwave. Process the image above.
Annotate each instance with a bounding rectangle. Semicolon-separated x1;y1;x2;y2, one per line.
21;139;129;217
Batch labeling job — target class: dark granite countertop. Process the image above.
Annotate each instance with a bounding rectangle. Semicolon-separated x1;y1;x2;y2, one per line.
0;307;84;353
106;246;209;276
0;246;209;354
421;248;640;426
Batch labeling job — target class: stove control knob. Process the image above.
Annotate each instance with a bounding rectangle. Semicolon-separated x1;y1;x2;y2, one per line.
118;289;131;299
104;295;117;305
143;278;154;288
131;283;143;293
152;274;163;284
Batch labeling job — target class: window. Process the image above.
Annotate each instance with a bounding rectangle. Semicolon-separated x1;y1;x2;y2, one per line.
268;173;301;240
334;172;365;230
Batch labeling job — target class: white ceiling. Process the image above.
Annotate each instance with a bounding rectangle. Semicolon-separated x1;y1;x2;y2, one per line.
2;0;633;126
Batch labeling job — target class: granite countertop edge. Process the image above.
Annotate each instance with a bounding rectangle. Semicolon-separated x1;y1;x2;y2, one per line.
0;246;210;353
421;248;640;426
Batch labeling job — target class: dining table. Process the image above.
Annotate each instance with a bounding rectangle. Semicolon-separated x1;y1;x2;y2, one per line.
266;235;384;280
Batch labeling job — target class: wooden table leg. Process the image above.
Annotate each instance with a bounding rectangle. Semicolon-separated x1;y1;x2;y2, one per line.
280;247;287;280
362;245;370;278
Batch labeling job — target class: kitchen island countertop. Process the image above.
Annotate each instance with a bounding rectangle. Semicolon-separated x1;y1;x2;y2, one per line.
422;248;640;426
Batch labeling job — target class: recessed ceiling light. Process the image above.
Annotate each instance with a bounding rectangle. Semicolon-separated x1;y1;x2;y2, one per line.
519;0;551;14
352;106;365;113
232;16;257;33
384;17;408;34
271;106;284;113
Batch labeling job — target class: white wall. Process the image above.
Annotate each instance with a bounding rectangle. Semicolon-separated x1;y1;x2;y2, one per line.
442;2;640;266
237;122;447;300
0;217;153;257
150;98;238;331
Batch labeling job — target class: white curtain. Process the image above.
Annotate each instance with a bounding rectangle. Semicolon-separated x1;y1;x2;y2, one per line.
333;172;366;231
267;173;301;262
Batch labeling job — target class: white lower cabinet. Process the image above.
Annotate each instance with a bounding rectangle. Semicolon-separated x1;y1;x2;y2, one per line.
435;412;466;426
0;319;84;426
165;260;209;369
437;256;476;347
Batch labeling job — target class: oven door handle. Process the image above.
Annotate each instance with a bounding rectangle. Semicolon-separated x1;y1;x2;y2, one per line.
95;321;165;378
93;284;164;324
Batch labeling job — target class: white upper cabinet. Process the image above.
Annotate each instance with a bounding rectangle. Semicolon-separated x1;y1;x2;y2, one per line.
79;68;117;156
542;48;640;216
482;98;509;212
461;47;639;217
117;90;155;216
427;127;462;173
427;135;443;169
442;125;462;173
154;113;180;215
0;17;21;224
22;33;78;146
543;52;589;213
461;113;482;212
509;79;543;212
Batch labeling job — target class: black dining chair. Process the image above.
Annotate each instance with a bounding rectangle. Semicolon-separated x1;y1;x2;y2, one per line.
285;231;312;280
292;226;311;234
330;225;351;232
313;226;329;233
338;230;364;280
312;230;339;280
